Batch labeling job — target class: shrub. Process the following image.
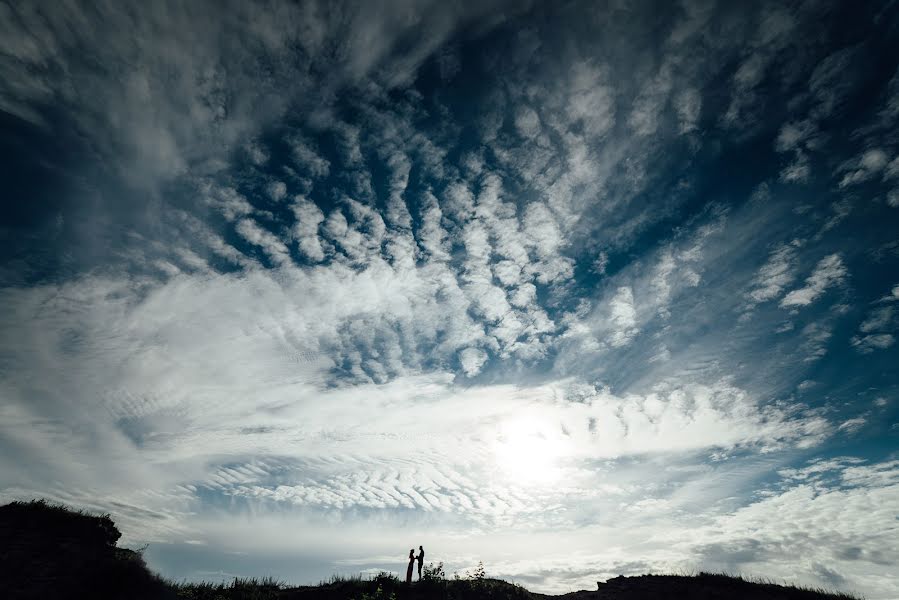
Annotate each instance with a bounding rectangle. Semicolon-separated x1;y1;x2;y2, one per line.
422;561;446;582
355;583;396;600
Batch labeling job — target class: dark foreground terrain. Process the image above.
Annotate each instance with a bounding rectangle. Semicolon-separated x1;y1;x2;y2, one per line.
0;500;860;600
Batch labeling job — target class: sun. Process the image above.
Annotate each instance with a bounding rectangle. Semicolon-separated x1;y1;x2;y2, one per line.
492;416;569;486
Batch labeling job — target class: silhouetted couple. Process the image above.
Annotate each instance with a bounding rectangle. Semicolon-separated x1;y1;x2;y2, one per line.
406;545;424;583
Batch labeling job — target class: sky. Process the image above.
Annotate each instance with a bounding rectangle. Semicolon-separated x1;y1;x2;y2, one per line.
1;0;898;597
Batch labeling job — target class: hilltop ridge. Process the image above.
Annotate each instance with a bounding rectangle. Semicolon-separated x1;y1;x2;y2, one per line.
0;500;859;600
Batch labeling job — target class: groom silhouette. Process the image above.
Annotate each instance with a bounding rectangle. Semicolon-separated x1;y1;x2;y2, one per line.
416;545;424;580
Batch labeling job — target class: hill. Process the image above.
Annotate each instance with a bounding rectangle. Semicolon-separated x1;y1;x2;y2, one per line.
0;500;859;600
0;499;171;599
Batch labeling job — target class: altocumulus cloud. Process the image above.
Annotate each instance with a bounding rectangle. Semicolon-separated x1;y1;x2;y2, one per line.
1;1;898;598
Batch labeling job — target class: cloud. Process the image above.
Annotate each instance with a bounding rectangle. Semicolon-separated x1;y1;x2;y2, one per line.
859;306;894;333
236;219;292;265
628;67;673;137
674;88;701;134
837;417;867;435
2;2;899;596
291;198;327;262
513;105;542;139
747;242;799;303
606;287;639;347
772;46;863;185
287;135;331;180
723;7;796;128
203;183;255;222
2;306;839;565
459;348;488;377
775;120;819;153
690;459;899;597
889;189;899;208
838;148;891;188
852;333;896;352
779;151;811;183
851;304;897;353
266;181;288;202
780;254;847;308
800;322;833;362
0;0;527;188
807;46;861;120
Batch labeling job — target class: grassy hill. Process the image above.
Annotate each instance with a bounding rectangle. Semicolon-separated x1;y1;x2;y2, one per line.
0;500;860;600
0;499;170;599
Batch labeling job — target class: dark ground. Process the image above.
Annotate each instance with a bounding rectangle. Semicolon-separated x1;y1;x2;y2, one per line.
0;500;860;600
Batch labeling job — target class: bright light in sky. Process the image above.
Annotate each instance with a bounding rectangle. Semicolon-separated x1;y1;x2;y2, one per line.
1;1;898;599
493;416;569;485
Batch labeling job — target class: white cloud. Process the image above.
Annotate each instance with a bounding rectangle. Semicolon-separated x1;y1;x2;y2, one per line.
747;242;799;303
459;348;488;377
203;183;254;222
513;105;542;139
417;191;451;262
800;321;832;362
288;135;331;179
522;202;565;259
291;197;326;262
773;121;821;185
592;251;609;275
837;417;867;435
838;148;890;188
0;0;518;187
775;120;817;153
859;306;894;333
267;181;288;202
851;305;897;353
236;219;292;265
563;60;616;137
797;379;816;391
852;333;895;353
779;151;810;183
607;286;639;347
689;459;899;599
884;156;899;180
888;188;899;208
771;46;863;185
780;253;847;308
628;67;672;137
2;267;840;555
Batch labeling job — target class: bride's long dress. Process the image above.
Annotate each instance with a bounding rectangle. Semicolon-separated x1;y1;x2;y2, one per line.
406;555;414;583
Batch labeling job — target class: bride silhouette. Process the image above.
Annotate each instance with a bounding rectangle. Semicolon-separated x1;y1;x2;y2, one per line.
406;548;415;583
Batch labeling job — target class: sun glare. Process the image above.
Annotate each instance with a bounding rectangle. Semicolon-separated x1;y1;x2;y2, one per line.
492;416;569;485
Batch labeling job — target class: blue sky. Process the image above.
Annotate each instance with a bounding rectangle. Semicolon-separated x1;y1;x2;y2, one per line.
1;0;898;597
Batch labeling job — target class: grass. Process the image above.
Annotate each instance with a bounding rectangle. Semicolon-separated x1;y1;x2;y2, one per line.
175;577;286;599
589;571;863;600
166;572;862;600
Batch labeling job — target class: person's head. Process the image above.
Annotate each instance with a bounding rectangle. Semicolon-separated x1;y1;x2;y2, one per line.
419;546;423;551
409;549;414;556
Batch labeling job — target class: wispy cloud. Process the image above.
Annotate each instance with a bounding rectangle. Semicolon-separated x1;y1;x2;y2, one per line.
747;242;800;304
780;254;847;308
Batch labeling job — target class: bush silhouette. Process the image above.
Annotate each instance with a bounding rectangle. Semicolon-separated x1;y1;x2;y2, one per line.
0;499;171;600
